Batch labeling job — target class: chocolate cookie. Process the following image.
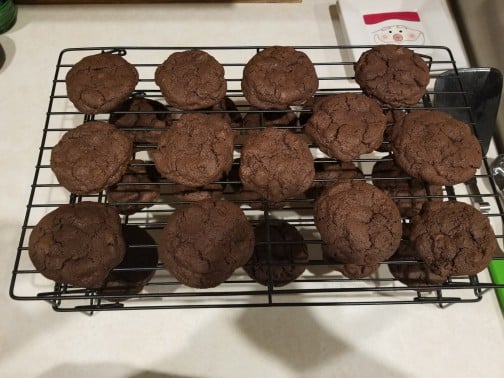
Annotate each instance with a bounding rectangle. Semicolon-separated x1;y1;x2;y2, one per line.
227;159;287;210
100;225;159;302
242;108;298;130
239;128;315;202
410;201;496;277
322;246;378;278
28;202;125;288
354;45;430;107
242;46;318;109
321;249;379;280
314;181;402;265
155;49;227;110
298;95;327;126
158;199;255;288
152;113;234;187
244;221;308;287
109;97;170;145
51;121;133;195
388;240;447;287
165;182;224;203
391;110;482;185
386;223;447;286
207;97;243;128
106;160;160;215
372;156;442;217
305;93;386;161
306;160;364;200
377;109;407;152
66;53;139;114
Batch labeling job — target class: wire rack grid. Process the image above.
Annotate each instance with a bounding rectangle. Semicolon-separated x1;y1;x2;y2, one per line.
9;45;504;313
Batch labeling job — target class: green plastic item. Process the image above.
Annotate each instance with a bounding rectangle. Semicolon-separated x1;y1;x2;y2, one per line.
0;0;16;34
489;260;504;312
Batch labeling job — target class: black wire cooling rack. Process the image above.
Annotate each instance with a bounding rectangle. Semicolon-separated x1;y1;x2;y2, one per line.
9;46;504;313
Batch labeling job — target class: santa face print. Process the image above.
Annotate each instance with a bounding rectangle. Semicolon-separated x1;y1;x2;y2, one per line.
373;25;425;44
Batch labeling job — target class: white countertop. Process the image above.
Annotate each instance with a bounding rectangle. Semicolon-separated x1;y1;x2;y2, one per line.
1;2;503;377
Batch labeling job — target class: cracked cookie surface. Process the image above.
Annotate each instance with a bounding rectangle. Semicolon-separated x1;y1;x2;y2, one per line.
314;181;402;265
305;93;386;161
410;201;496;277
391;110;482;185
388;241;448;287
241;46;318;109
152;113;234;188
28;202;125;288
155;50;227;110
158;199;254;288
244;221;308;287
388;223;447;286
109;97;170;146
66;53;139;114
106;159;160;215
322;246;379;279
239;128;315;202
51;121;133;195
354;45;429;107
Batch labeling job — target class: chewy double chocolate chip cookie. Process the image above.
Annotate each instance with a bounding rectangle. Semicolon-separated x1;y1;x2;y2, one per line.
239;128;315;202
410;201;496;277
66;53;139;114
391;110;482;185
242;46;318;109
152;113;234;188
354;45;430;107
305;93;386;161
29;202;125;288
158;200;254;288
315;181;402;266
51;121;133;195
155;49;227;110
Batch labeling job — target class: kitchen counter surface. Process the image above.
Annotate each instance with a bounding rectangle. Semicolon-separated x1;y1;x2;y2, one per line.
1;2;503;377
